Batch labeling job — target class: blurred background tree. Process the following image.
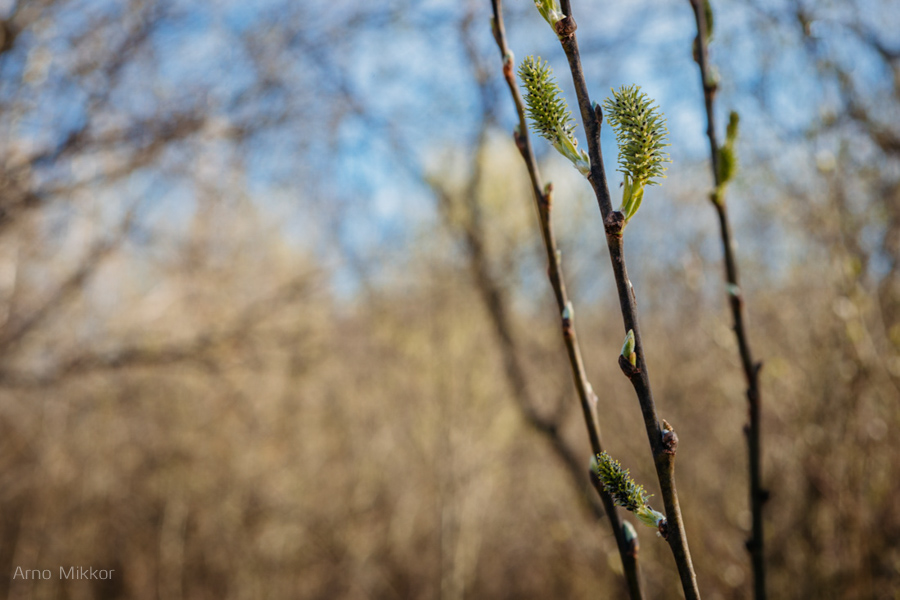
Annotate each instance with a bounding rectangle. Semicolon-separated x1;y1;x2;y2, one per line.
0;0;897;598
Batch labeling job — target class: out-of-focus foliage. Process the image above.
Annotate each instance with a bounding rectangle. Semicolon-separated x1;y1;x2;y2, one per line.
0;0;898;598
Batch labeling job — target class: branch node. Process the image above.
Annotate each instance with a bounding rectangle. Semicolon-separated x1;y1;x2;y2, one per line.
562;301;574;338
657;517;669;540
592;100;603;126
618;354;641;379
502;54;514;79
661;419;678;455
704;73;719;97
604;210;625;237
540;182;553;211
513;128;527;155
554;16;577;38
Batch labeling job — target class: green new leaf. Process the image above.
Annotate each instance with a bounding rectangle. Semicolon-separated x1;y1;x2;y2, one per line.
532;0;564;28
603;85;671;224
519;56;590;176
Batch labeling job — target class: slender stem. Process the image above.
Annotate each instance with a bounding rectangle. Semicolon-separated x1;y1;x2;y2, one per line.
551;8;701;599
490;2;644;598
439;6;621;526
688;2;766;598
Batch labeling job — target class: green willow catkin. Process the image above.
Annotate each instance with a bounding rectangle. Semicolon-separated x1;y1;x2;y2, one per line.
603;85;671;223
592;452;666;530
518;56;590;176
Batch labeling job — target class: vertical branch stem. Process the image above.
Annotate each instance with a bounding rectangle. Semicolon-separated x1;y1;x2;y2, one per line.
490;2;644;598
551;7;701;599
688;2;766;599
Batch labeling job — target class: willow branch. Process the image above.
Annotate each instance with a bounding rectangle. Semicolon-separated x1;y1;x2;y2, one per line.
688;2;767;598
548;7;700;598
491;2;644;598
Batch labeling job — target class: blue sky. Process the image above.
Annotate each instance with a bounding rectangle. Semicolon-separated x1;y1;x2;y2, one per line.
2;0;897;299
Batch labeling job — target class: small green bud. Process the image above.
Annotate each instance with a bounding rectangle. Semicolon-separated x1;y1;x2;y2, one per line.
621;329;636;366
717;110;740;186
717;145;736;184
705;66;720;90
635;504;667;530
622;520;638;544
726;111;739;143
562;301;574;322
532;0;565;29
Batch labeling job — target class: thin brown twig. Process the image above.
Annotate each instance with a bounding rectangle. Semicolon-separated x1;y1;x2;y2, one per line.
490;2;644;598
546;5;701;598
688;2;767;598
429;9;617;525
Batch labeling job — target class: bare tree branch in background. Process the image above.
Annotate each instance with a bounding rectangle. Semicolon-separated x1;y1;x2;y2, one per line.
0;272;317;388
0;203;138;356
687;1;767;597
